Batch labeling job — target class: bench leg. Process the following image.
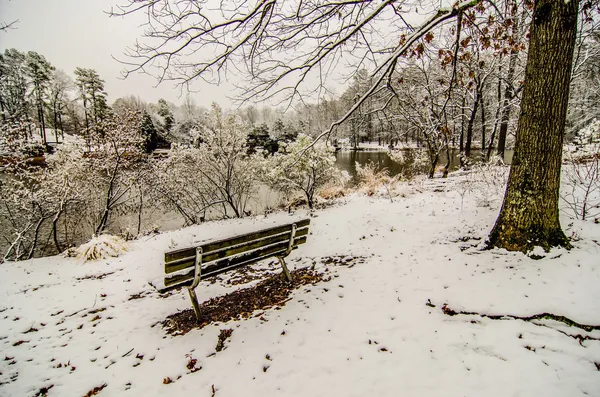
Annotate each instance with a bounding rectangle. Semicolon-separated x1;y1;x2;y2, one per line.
187;287;201;322
278;256;292;282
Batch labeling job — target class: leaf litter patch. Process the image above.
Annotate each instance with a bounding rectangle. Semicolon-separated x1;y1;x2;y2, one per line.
162;268;329;336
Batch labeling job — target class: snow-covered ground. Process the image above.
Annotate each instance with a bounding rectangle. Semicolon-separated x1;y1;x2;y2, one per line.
1;175;599;397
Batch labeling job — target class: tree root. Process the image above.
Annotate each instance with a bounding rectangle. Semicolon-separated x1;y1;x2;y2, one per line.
440;303;600;345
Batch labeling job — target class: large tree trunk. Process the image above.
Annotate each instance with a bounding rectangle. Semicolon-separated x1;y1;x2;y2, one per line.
487;0;579;252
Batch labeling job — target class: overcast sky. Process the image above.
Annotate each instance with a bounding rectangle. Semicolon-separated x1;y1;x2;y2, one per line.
0;0;234;108
0;0;433;111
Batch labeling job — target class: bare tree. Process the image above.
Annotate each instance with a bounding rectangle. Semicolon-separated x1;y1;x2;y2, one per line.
0;20;18;32
112;0;481;135
49;70;73;142
115;0;593;252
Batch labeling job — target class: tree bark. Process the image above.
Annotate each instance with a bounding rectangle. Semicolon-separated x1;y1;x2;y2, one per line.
487;0;579;252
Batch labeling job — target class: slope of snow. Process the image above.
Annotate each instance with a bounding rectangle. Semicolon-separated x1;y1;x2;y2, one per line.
1;176;599;397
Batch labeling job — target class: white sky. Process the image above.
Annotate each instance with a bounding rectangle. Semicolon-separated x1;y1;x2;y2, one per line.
0;0;234;108
0;0;435;110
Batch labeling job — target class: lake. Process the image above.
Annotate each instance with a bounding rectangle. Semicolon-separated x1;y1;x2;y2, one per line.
335;148;514;184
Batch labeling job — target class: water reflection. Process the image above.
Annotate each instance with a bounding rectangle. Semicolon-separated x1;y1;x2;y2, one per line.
335;148;513;185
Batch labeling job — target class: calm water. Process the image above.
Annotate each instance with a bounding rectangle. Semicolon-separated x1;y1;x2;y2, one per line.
335;149;514;184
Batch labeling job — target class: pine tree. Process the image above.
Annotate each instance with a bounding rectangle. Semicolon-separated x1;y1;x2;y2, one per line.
0;49;30;123
26;51;55;147
140;110;158;153
74;68;109;142
157;98;174;135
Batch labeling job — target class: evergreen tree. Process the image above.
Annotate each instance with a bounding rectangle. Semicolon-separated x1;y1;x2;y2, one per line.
0;49;30;123
140;110;158;153
247;123;270;154
74;68;109;141
157;98;174;135
26;51;55;147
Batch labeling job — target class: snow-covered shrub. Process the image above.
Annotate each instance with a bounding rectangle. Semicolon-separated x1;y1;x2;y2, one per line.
1;110;150;261
575;119;600;146
71;111;149;235
318;183;348;200
151;104;258;221
258;134;344;209
0;117;44;159
71;234;129;262
356;160;400;202
456;156;509;208
0;167;46;262
455;177;473;213
388;148;429;179
473;157;508;206
561;151;600;221
149;145;209;225
0;143;90;262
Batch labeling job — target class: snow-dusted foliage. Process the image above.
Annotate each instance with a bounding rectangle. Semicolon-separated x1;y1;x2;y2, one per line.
149;145;213;225
575;119;600;146
561;150;600;221
388;148;430;179
0;117;44;159
455;156;509;209
69;234;129;262
73;111;148;235
1;111;148;261
152;104;257;220
562;121;600;222
258;134;344;209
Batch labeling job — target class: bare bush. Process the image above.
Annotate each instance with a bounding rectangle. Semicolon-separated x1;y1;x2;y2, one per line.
355;160;400;202
561;151;600;221
453;155;509;211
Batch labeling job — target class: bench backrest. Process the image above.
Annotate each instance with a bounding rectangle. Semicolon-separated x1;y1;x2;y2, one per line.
161;219;310;291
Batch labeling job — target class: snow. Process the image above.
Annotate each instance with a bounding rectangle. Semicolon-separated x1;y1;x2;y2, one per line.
71;234;130;263
1;174;599;397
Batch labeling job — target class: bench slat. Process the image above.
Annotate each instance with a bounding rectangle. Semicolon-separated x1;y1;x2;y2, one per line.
163;236;307;289
165;226;309;274
164;219;310;264
157;245;300;293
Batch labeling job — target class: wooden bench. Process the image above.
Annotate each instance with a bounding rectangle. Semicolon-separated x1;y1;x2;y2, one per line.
157;219;311;320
